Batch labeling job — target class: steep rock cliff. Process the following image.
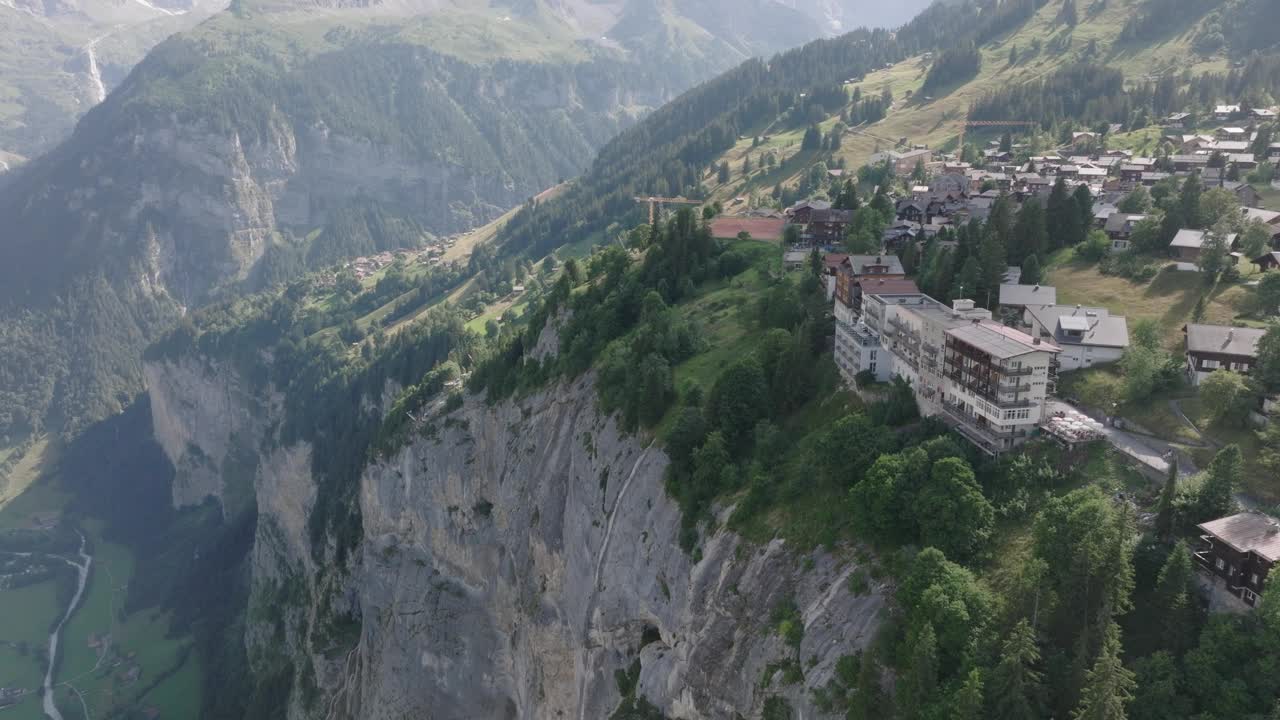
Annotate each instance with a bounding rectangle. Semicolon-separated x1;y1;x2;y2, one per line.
146;350;888;719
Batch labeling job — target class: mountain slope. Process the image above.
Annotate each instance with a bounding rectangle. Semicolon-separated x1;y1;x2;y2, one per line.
0;0;938;441
0;0;227;166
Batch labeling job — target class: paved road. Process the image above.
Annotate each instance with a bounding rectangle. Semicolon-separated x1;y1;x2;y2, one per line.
1047;400;1181;477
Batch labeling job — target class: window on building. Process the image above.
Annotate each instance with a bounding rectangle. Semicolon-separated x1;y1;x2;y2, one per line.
1216;557;1225;570
1244;588;1259;604
1251;573;1260;586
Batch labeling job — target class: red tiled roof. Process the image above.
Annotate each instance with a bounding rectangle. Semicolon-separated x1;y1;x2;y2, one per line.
855;278;919;294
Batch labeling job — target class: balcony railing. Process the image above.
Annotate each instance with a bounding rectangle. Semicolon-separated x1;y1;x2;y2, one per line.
999;366;1035;376
999;381;1031;393
997;398;1035;409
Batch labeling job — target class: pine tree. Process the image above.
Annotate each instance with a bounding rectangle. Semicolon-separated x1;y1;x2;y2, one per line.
954;668;984;720
1012;199;1048;264
1072;620;1136;720
1021;254;1042;286
978;222;1008;307
718;162;730;184
1154;541;1198;656
1061;0;1079;27
901;238;919;276
1074;184;1094;236
1194;444;1241;521
849;650;884;720
1155;461;1177;540
742;154;752;175
1048;178;1084;249
953;256;982;303
989;619;1044;720
1179;174;1203;229
899;622;939;718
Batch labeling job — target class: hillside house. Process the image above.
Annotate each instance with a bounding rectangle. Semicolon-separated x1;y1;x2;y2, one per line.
1092;204;1119;229
1164;112;1192;128
1214;104;1242;121
1207;140;1250;154
786;199;831;225
1104;213;1148;252
1172;154;1210;173
1184;323;1266;385
1222;181;1263;208
871;148;934;176
1252;108;1278;121
998;284;1057;321
834;255;907;316
1023;304;1129;370
1195;512;1279;611
1253;251;1280;272
808;208;854;243
1169;229;1238;263
1217;127;1248;140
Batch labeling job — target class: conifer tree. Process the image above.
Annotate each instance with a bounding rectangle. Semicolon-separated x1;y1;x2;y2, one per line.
899;622;939;718
1194;444;1241;521
1155;461;1177;540
989;619;1044;720
954;668;984;720
1154;541;1198;656
1021;254;1042;286
1072;620;1136;720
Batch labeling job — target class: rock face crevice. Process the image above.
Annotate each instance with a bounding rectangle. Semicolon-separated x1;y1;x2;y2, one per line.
147;353;887;718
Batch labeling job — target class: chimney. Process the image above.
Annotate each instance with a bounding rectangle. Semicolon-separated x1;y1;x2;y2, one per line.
1224;330;1234;349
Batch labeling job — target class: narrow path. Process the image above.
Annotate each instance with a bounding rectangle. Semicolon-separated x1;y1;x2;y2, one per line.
1169;398;1221;449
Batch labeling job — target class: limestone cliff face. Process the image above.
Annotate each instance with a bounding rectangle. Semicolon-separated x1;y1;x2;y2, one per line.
349;375;886;719
147;346;887;719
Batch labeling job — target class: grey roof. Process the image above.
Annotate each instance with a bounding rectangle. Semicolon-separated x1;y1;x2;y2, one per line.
1198;512;1280;563
1255;251;1280;265
999;283;1057;307
844;254;905;276
1209;141;1250;152
1170;229;1208;249
1242;207;1280;224
1026;304;1129;348
1104;213;1147;233
1093;203;1119;221
1184;323;1266;357
1058;315;1129;348
947;322;1060;359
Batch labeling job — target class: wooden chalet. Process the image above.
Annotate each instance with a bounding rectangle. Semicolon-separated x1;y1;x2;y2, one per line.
1195;512;1280;610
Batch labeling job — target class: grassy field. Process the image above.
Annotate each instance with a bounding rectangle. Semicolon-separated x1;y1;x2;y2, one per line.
709;0;1229;199
0;437;58;511
0;468;201;720
1046;252;1258;349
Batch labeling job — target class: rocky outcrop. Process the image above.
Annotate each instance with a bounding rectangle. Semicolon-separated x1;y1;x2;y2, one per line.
349;375;886;719
148;347;886;718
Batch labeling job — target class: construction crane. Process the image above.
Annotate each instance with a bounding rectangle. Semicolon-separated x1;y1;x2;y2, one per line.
633;196;701;224
957;119;1041;154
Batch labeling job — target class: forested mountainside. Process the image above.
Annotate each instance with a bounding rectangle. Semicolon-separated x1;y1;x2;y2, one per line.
0;0;933;172
13;0;1280;718
0;0;227;166
0;0;920;439
492;0;1280;258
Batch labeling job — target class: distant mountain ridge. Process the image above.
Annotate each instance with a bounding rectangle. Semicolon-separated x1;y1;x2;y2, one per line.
0;0;932;438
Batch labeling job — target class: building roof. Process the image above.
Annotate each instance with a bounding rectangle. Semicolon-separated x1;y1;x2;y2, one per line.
999;283;1058;307
947;321;1061;359
783;250;810;264
1104;213;1148;233
1208;140;1250;152
810;208;854;223
1170;229;1208;249
1025;304;1129;348
1254;251;1280;266
1242;207;1280;225
1184;323;1266;357
855;277;920;295
843;254;905;276
788;199;831;213
1198;512;1280;563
